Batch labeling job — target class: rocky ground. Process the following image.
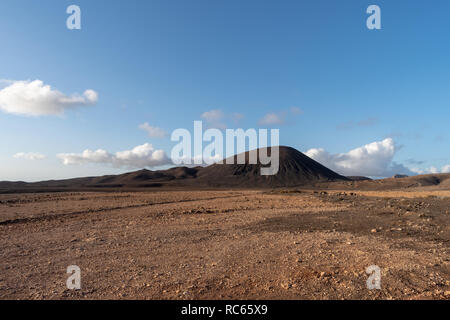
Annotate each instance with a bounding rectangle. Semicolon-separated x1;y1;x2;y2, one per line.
0;189;449;299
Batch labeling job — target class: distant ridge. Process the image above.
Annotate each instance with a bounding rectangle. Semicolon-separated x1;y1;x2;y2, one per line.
392;174;409;179
347;176;372;181
0;146;349;191
2;147;450;192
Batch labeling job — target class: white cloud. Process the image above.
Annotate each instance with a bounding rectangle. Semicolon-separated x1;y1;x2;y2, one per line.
114;144;168;168
258;113;285;126
13;152;46;160
57;143;170;169
411;165;450;175
305;138;413;177
0;80;98;116
199;110;246;129
201;109;223;122
428;167;439;174
57;149;111;165
138;122;168;138
258;107;303;126
201;109;226;129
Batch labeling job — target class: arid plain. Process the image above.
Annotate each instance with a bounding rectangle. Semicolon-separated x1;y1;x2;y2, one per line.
1;186;448;299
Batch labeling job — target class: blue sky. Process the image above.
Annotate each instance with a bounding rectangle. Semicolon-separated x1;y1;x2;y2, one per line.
0;0;449;181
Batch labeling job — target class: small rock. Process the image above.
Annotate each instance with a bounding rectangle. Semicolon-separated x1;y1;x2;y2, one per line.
280;281;292;290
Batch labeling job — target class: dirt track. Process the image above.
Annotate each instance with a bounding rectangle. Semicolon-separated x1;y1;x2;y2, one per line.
0;190;449;299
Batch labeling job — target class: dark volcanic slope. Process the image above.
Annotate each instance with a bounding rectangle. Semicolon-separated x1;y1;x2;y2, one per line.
195;146;349;187
0;167;201;191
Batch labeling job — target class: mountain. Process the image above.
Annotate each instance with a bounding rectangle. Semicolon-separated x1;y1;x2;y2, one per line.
195;146;348;187
0;146;349;192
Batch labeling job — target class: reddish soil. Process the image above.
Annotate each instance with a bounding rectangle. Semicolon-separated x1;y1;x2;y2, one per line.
1;189;448;300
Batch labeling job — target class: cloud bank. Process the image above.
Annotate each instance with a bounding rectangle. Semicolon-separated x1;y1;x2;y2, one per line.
0;80;98;116
305;138;413;177
57;143;170;169
13;152;46;160
410;165;450;175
